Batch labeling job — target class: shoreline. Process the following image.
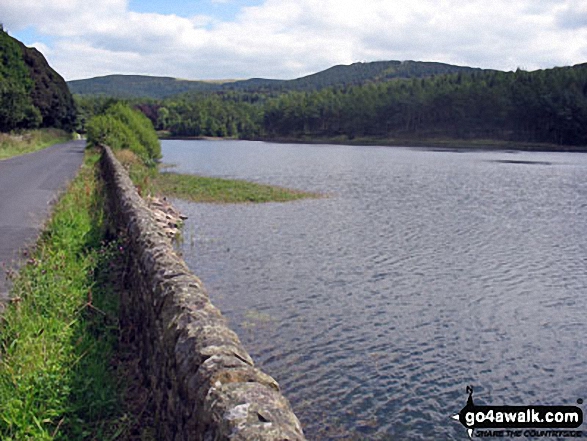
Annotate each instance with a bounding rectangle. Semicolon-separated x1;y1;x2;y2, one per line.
250;136;587;153
159;134;587;153
157;133;231;141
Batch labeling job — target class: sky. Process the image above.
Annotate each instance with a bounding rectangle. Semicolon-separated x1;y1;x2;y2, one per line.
1;0;586;81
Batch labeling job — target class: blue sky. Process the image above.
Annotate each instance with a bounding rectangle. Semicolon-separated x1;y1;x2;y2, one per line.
127;0;263;22
1;0;586;81
128;0;207;17
10;27;54;48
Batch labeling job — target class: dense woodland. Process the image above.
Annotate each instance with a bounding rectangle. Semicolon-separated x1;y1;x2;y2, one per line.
0;29;76;132
262;66;587;145
76;63;587;147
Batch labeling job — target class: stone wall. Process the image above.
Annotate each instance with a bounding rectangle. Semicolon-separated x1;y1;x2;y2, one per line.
99;145;305;440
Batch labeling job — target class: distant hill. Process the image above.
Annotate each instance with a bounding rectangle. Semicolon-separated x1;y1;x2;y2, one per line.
67;75;223;99
224;60;487;92
0;28;76;131
67;60;488;99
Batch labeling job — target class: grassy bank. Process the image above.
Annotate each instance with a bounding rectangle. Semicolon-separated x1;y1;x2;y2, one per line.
115;149;318;203
0;150;141;440
0;129;74;160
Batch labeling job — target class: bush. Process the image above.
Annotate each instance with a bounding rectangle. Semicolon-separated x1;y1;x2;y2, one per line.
86;103;160;167
104;103;161;160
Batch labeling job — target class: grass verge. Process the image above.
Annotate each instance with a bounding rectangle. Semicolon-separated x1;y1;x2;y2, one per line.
0;149;143;440
0;129;74;160
115;148;319;203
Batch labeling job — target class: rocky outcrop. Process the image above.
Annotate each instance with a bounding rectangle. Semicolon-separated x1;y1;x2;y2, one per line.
145;195;187;239
100;145;305;440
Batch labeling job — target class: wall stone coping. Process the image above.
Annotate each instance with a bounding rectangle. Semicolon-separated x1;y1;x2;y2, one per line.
100;146;305;440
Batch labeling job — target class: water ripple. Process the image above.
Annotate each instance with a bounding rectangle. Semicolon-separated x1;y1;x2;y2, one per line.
167;141;587;440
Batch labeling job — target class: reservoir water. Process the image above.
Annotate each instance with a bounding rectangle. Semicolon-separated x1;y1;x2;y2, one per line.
161;140;587;439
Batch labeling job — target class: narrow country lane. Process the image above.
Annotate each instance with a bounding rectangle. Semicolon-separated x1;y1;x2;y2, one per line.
0;140;86;305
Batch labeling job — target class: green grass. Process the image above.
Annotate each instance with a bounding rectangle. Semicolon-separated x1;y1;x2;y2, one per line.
115;149;319;203
0;129;74;160
0;149;136;440
154;172;316;203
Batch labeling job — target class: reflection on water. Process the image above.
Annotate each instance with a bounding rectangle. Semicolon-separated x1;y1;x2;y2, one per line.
163;140;587;439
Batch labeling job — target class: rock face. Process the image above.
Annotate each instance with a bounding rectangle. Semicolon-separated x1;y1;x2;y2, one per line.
100;145;305;440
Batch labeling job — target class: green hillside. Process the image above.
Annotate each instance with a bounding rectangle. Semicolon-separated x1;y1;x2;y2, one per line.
67;60;486;98
0;28;76;131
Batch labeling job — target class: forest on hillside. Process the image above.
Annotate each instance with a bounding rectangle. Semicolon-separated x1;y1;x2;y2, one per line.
262;66;587;145
76;63;587;147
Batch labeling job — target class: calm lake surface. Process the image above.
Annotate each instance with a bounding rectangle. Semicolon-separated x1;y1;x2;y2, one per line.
161;140;587;439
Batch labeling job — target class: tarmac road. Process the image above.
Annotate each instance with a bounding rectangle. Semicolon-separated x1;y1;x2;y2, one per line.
0;140;86;305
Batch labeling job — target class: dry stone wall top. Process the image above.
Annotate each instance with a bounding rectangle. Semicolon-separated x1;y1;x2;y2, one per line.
99;145;305;440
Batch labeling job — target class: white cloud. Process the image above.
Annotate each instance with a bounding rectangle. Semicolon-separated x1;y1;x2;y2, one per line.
51;40;152;79
0;0;126;36
556;0;587;29
1;0;586;80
